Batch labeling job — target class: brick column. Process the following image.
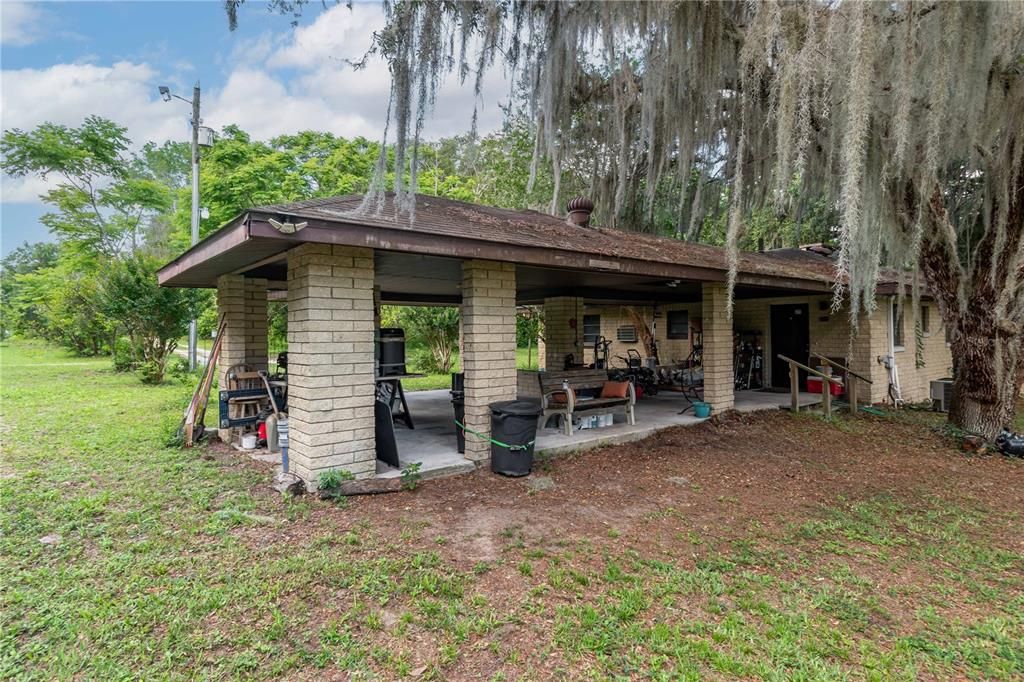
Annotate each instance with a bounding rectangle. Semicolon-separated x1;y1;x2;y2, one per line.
287;244;376;487
216;275;269;442
462;260;517;462
702;282;734;414
244;277;268;370
543;296;584;370
217;275;246;442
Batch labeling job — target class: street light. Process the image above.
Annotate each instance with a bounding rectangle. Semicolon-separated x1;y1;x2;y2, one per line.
160;82;204;371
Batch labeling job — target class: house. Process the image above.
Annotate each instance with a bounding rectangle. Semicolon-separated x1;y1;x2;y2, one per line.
541;244;952;405
158;194;952;489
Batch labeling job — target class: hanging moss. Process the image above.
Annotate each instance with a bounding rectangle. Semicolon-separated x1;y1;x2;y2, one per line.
249;1;1023;328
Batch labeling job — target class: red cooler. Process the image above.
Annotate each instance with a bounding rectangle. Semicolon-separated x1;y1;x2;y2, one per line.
807;376;843;396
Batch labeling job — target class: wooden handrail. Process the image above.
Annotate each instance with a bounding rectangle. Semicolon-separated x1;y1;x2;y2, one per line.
809;352;873;384
778;353;843;417
776;354;843;384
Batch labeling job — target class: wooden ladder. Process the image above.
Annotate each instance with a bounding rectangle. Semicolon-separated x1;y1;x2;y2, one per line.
180;317;227;447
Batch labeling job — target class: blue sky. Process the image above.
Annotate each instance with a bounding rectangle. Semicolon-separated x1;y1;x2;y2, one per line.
1;1;508;255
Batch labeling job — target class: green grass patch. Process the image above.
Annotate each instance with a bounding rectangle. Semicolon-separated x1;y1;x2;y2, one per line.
2;340;1021;679
401;347;540;391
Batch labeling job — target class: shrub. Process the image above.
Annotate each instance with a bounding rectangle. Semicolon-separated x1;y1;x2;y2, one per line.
167;356;193;380
317;468;354;495
100;255;204;385
112;337;138;372
139;360;164;385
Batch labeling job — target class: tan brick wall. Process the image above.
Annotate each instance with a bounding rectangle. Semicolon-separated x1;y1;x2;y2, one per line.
722;294;884;398
716;292;946;403
702;283;734;412
578;303;702;367
852;306;888;404
732;295;870;387
287;244;376;486
874;298;953;404
244;277;269;370
543;297;584;370
462;260;517;462
217;275;246;443
733;295;951;404
583;293;952;406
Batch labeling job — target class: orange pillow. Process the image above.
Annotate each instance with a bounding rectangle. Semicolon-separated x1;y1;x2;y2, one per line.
600;381;630;399
549;390;569;404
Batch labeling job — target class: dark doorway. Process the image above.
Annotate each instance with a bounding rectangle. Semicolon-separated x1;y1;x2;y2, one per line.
770;304;810;390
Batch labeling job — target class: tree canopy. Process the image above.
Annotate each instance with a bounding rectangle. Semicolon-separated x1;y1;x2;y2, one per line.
235;0;1022;435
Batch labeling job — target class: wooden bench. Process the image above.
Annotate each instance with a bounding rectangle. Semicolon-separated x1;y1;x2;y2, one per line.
537;368;636;436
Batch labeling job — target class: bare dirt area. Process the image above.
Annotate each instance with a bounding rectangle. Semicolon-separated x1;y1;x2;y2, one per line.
217;408;1023;679
255;410;1022;558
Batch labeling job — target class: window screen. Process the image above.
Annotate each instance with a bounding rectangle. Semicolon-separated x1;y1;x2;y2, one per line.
920;305;930;333
666;310;689;339
583;315;601;345
616;325;637;343
892;302;905;348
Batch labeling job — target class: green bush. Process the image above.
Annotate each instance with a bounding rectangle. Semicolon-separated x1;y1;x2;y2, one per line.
112;337;138;372
317;468;355;496
167;356;193;380
406;345;440;374
139;360;164;385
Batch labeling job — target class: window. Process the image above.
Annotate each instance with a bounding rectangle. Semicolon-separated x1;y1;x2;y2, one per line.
616;325;637;343
920;305;931;334
583;314;601;345
666;310;689;339
892;301;905;350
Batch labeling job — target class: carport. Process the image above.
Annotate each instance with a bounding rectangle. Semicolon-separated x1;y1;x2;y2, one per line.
158;194;834;489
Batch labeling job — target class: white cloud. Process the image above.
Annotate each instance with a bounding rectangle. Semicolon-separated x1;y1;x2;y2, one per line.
0;61;184;144
0;2;510;207
1;2;46;46
0;61;186;204
220;2;511;141
1;175;56;203
205;67;380;140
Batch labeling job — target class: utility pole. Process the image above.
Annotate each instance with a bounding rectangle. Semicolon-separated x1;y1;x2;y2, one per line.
160;81;211;371
188;83;201;371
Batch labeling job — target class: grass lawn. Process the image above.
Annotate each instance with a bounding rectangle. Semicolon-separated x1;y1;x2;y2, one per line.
401;347;540;392
2;339;1022;680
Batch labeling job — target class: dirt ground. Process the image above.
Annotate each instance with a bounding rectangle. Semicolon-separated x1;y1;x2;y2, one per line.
213;408;1024;679
230;409;1023;559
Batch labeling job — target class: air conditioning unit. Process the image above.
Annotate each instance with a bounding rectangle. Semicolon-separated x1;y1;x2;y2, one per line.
930;378;954;412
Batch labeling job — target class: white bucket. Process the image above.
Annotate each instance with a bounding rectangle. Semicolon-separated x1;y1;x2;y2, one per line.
240;433;258;450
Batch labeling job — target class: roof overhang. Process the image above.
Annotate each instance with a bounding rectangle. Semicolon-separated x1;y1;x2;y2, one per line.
158;210;833;296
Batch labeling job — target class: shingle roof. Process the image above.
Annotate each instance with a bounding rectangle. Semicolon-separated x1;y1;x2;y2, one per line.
252;194;840;285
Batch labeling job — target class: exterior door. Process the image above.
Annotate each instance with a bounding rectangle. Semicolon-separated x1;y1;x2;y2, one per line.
770;304;810;390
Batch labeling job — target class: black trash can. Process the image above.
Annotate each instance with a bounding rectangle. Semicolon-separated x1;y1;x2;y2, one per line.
451;373;466;454
489;400;542;477
378;328;407;376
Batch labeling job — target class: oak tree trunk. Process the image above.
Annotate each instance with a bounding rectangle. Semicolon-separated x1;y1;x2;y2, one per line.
902;166;1023;440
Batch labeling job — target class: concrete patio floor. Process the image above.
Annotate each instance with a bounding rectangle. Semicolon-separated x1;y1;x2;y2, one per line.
377;388;823;478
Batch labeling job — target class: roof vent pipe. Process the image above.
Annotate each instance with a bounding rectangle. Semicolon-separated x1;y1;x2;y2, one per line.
566;196;594;228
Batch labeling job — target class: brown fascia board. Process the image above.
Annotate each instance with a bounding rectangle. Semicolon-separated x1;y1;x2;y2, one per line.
157;208;834;294
246;214;834;294
156;212;250;286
